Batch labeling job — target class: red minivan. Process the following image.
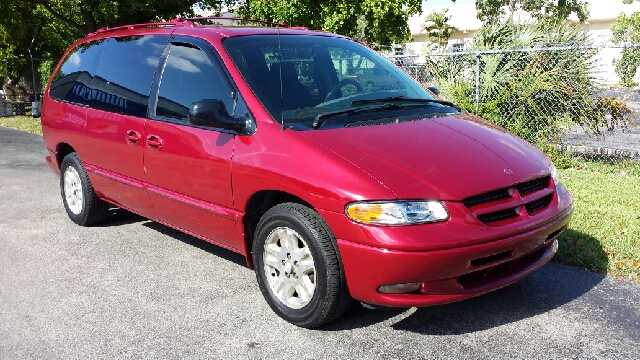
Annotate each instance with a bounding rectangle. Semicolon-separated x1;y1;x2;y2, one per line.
41;18;573;328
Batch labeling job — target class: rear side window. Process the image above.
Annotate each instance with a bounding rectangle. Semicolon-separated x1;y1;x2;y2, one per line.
89;35;169;117
49;40;106;105
155;44;235;122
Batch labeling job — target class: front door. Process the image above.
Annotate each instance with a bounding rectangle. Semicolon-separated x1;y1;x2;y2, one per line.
143;38;242;251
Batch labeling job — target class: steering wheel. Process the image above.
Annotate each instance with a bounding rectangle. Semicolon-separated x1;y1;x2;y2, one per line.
323;79;364;102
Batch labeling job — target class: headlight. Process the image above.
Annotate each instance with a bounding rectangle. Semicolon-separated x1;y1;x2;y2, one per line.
549;163;559;184
345;201;449;225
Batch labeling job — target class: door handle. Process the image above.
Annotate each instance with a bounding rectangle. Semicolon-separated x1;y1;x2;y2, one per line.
125;130;141;146
146;134;163;151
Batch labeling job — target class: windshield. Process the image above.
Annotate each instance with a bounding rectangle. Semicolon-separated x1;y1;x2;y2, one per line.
224;35;450;128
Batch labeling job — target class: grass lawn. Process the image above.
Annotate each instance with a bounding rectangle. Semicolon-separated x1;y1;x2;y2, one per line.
0;116;42;135
1;117;639;280
557;166;640;281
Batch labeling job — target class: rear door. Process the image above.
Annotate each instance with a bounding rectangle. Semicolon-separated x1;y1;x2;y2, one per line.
80;33;170;216
143;37;242;251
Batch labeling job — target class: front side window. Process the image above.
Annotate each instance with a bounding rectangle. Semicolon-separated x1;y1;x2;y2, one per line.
155;44;235;122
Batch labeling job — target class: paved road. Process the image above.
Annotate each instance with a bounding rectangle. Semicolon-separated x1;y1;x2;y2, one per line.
1;127;638;359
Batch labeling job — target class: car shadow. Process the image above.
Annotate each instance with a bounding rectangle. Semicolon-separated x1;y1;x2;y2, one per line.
556;228;610;274
141;221;248;267
391;263;604;335
323;263;605;333
92;207;147;227
92;208;247;267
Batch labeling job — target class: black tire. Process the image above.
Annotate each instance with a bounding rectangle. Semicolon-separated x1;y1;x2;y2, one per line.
60;152;109;226
252;203;352;328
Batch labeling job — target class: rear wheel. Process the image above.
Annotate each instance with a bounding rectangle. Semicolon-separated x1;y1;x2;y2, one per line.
253;203;351;328
60;152;109;226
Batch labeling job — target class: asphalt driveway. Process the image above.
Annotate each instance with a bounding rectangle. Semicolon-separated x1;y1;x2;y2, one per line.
1;127;638;359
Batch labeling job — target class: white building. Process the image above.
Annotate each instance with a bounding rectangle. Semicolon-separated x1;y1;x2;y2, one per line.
406;0;640;83
409;0;640;48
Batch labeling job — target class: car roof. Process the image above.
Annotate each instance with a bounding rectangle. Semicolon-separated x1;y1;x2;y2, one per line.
85;18;344;39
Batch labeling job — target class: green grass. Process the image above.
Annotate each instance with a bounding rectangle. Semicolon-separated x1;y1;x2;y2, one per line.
1;117;639;280
0;116;42;135
557;167;640;281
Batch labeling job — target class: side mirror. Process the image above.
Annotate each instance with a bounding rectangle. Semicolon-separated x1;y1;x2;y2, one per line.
427;86;440;96
188;99;251;134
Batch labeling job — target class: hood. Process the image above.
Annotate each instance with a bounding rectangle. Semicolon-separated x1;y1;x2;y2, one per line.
299;113;551;201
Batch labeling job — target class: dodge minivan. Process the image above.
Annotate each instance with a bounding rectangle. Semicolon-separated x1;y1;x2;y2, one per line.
41;17;573;328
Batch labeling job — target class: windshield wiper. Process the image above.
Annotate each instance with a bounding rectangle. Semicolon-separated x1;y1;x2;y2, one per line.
312;103;403;129
351;96;460;111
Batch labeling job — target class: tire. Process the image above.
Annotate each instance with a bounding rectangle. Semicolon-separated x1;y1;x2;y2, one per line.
252;203;352;328
60;152;109;226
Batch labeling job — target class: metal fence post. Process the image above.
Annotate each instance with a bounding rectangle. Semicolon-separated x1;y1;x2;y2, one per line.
475;52;481;114
28;49;37;99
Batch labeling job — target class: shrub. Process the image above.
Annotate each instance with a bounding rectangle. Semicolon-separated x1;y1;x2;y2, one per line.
426;19;627;144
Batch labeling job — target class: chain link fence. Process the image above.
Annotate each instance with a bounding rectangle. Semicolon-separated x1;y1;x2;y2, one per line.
3;47;640;161
381;44;640;161
0;58;53;117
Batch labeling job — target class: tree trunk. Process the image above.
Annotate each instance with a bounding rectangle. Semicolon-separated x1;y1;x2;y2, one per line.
80;5;97;34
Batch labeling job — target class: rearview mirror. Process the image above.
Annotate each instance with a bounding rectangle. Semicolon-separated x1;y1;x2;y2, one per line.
427;86;440;96
188;99;252;134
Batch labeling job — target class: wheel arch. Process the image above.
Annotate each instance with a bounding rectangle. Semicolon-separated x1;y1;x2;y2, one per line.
55;142;76;170
242;190;314;269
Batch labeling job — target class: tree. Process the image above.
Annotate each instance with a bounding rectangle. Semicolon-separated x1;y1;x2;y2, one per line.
0;0;230;36
0;1;78;93
611;11;640;86
422;8;458;48
0;0;230;93
237;0;423;46
472;0;589;23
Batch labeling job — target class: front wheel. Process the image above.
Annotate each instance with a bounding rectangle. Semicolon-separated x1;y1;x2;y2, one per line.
253;203;351;328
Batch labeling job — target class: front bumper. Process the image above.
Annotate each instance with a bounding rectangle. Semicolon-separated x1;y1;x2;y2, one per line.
335;203;572;307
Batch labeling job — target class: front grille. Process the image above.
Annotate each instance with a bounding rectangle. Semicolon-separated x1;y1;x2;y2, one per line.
524;194;553;214
477;208;518;223
517;177;549;195
463;176;554;225
463;188;510;208
463;176;550;208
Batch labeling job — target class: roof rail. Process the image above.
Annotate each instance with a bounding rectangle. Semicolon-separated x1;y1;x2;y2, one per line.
174;16;307;29
87;16;308;37
88;21;184;37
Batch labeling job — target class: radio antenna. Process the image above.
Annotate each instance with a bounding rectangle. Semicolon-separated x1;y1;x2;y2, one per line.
278;22;285;131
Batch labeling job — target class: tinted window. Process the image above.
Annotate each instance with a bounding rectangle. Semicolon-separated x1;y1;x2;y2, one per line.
156;44;234;122
89;35;169;117
224;35;436;124
49;40;106;104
